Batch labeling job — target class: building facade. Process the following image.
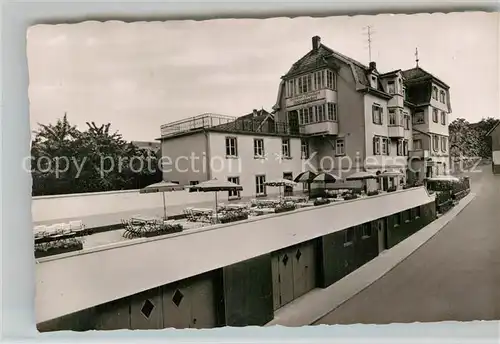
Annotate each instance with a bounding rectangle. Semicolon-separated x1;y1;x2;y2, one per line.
272;36;451;183
486;120;500;174
159;111;310;199
159;36;452;195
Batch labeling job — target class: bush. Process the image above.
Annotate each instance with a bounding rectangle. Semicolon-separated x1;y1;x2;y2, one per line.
275;203;297;213
34;238;84;258
387;186;397;192
344;194;358;200
367;190;380;196
144;223;184;237
313;198;331;206
219;212;249;223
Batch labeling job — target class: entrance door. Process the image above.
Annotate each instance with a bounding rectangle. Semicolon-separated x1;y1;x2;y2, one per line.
382;177;389;191
276;251;295;308
426;166;433;178
292;243;316;299
130;287;163;329
377;219;388;254
283;172;294;197
288;111;300;135
162;276;217;329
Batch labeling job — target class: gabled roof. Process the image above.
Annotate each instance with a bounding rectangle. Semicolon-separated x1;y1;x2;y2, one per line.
402;66;449;89
486;120;500;136
282;42;388;94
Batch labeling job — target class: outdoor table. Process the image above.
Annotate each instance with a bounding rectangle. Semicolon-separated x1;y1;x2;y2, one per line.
130;216;159;224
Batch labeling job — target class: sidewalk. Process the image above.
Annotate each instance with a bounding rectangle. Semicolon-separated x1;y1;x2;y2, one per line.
265;192;477;327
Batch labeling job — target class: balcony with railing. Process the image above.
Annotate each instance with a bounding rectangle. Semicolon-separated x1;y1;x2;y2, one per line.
160;113;303;138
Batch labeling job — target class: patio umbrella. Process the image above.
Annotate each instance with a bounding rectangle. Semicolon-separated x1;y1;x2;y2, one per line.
264;178;297;199
140;181;183;220
189;178;243;222
378;170;404;178
312;172;344;195
294;171;318;195
345;171;378;181
294;171;318;183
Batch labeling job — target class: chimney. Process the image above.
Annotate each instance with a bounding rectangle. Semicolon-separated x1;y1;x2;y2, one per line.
369;61;377;71
252;109;258;117
312;36;321;51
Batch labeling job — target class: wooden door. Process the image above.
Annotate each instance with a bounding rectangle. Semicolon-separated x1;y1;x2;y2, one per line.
271;254;281;311
277;251;294;307
130;287;163;329
292;243;316;299
377;219;388;254
162;284;191;329
189;278;217;329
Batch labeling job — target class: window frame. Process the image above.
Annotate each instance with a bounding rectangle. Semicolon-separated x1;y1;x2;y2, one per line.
373;136;381;155
227;176;241;199
441;111;446;125
372;104;383;125
432;108;439;123
225;136;238;158
281;138;291;158
253;138;265;158
441;137;447;152
344;227;355;246
387;80;396;94
301;139;309;159
255;175;266;197
335;138;345;156
433;135;439;152
413;139;422;150
432;86;438;100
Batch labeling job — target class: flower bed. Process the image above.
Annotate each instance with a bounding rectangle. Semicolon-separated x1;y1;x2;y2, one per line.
219;212;249;224
343;194;359;201
35;238;84;258
313;198;331;206
275;203;297;213
143;223;184;237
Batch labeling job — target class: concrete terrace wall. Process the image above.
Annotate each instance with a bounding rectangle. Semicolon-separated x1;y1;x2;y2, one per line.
36;186;434;323
32;189;215;224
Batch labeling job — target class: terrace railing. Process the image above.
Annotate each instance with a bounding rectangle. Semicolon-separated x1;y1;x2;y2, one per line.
161;113;303;138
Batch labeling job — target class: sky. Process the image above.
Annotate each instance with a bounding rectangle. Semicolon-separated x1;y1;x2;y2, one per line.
27;12;499;141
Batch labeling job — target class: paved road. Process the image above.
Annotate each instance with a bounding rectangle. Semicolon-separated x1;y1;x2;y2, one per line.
316;168;500;324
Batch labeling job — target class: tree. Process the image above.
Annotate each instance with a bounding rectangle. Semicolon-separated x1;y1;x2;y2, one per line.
31;116;162;196
472;117;498;159
449;118;481;160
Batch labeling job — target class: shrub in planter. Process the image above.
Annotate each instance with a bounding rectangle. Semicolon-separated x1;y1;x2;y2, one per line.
35;238;84;258
387;186;397;192
367;190;379;196
219;212;249;224
343;194;358;200
144;223;184;237
313;198;331;206
275;203;297;213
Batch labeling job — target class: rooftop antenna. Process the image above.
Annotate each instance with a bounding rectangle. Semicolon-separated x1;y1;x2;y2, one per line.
363;25;374;62
415;47;420;68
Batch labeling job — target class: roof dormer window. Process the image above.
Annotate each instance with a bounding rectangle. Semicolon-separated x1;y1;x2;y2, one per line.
387;80;395;94
371;76;378;89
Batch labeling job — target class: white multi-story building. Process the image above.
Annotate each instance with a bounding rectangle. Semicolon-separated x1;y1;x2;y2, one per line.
159;36;452;196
